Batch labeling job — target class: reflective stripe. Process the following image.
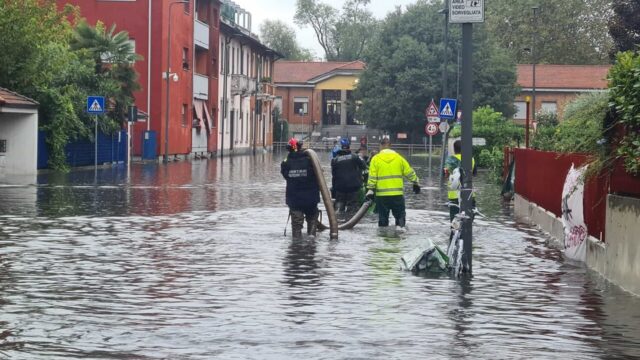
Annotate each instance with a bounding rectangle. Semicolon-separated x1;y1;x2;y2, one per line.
369;175;403;180
377;188;404;193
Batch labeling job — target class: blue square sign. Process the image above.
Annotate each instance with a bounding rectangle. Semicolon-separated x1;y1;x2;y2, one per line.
439;98;457;120
87;96;105;114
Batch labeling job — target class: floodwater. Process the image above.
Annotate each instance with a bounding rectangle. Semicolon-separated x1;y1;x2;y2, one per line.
0;152;639;360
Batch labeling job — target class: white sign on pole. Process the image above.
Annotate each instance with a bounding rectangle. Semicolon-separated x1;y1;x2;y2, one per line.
439;122;450;133
450;0;484;24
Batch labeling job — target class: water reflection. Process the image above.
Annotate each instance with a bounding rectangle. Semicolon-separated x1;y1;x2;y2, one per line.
0;153;639;359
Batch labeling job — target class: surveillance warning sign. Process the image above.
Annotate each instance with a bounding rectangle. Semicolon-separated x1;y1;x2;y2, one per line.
450;0;484;23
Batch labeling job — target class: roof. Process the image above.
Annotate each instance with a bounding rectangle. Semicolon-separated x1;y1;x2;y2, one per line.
517;64;611;90
0;87;39;109
274;60;366;84
220;20;282;59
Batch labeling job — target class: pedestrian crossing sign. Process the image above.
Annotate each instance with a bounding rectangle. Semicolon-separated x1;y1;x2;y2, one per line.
439;98;457;120
87;96;105;114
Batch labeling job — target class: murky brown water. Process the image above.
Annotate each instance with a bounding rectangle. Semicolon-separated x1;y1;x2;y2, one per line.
0;152;639;359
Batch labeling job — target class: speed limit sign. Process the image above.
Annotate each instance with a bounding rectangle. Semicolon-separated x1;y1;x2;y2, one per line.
425;123;439;136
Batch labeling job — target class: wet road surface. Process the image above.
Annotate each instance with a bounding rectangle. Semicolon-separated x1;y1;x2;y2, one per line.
0;152;639;359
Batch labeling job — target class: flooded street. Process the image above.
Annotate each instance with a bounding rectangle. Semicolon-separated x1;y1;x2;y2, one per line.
1;152;639;359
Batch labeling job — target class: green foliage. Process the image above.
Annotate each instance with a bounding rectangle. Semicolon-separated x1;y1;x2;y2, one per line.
608;0;640;55
294;0;378;61
450;107;523;150
609;51;640;174
259;20;314;61
355;2;518;133
478;147;505;183
0;1;141;170
486;0;613;64
448;107;522;182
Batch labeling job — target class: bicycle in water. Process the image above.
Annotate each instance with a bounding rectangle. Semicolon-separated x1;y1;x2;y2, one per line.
446;201;482;277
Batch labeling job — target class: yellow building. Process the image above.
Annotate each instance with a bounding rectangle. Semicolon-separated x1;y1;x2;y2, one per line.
274;61;366;139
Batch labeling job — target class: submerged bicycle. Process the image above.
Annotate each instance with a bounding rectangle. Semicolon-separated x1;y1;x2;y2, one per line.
446;202;483;277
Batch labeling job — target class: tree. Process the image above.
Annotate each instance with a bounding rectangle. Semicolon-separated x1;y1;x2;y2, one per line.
71;21;142;126
294;0;378;61
259;20;314;61
486;0;613;65
609;0;640;54
355;1;518;133
0;1;141;170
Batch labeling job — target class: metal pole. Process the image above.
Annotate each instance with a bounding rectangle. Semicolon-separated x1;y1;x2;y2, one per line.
532;6;539;122
525;99;530;148
95;115;98;174
461;23;474;275
428;135;432;176
439;1;450;185
221;37;231;159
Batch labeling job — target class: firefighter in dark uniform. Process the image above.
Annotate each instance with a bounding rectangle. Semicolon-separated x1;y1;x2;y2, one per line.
331;138;367;218
281;138;320;238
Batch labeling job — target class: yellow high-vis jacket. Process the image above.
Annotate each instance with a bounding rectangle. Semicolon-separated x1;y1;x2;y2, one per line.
367;149;418;197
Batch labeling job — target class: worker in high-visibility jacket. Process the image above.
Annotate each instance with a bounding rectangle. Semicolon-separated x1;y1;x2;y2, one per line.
366;138;420;228
444;139;477;221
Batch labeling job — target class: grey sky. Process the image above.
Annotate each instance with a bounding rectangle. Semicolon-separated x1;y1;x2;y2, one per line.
232;0;419;59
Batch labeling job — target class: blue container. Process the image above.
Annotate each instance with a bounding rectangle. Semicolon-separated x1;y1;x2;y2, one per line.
142;130;157;160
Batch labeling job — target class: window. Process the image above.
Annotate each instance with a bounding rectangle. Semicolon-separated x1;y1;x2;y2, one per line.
183;0;190;14
182;47;189;70
293;97;309;115
541;101;557;114
182;104;188;127
322;90;341;125
514;101;527;119
0;139;6;153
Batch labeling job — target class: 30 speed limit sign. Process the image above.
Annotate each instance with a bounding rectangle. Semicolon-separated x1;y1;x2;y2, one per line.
425;123;439;136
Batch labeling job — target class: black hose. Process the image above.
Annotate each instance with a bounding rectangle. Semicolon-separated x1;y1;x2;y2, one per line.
317;199;373;231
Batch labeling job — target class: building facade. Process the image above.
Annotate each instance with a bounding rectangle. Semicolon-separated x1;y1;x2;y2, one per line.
514;64;610;124
0;88;38;176
274;61;365;141
217;1;279;157
57;0;222;159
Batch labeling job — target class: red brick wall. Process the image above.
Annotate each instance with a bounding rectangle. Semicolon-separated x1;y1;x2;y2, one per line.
514;149;608;241
276;87;318;126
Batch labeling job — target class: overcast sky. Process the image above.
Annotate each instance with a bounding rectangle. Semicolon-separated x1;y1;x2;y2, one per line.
231;0;419;59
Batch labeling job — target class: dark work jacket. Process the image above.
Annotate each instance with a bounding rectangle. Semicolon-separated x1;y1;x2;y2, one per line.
331;149;366;193
281;151;320;210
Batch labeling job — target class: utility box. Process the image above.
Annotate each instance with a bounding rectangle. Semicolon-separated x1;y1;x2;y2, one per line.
142;130;157;160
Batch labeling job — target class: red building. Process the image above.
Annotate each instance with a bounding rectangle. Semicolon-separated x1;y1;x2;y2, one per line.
57;0;222;159
514;64;610;123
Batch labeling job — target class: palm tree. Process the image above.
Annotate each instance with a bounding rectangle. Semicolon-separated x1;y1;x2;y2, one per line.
72;21;142;125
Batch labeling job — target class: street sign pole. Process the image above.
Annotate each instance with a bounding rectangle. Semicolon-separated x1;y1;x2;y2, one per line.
428;134;433;176
95;115;98;180
460;22;474;275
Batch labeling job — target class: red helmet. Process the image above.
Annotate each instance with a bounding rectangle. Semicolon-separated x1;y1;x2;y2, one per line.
287;138;298;151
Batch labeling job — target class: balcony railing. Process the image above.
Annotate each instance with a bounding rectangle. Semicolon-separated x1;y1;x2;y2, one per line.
194;19;209;49
194;73;209;100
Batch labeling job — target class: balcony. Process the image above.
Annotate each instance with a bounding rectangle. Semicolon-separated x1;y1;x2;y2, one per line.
194;19;209;49
230;75;249;96
194;73;209;100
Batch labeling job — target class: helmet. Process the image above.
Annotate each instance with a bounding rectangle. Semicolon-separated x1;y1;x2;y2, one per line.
287;138;298;152
297;140;304;150
340;138;350;149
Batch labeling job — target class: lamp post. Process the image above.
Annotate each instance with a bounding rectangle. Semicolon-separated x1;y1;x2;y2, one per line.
531;6;539;123
438;1;450;185
164;0;189;164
